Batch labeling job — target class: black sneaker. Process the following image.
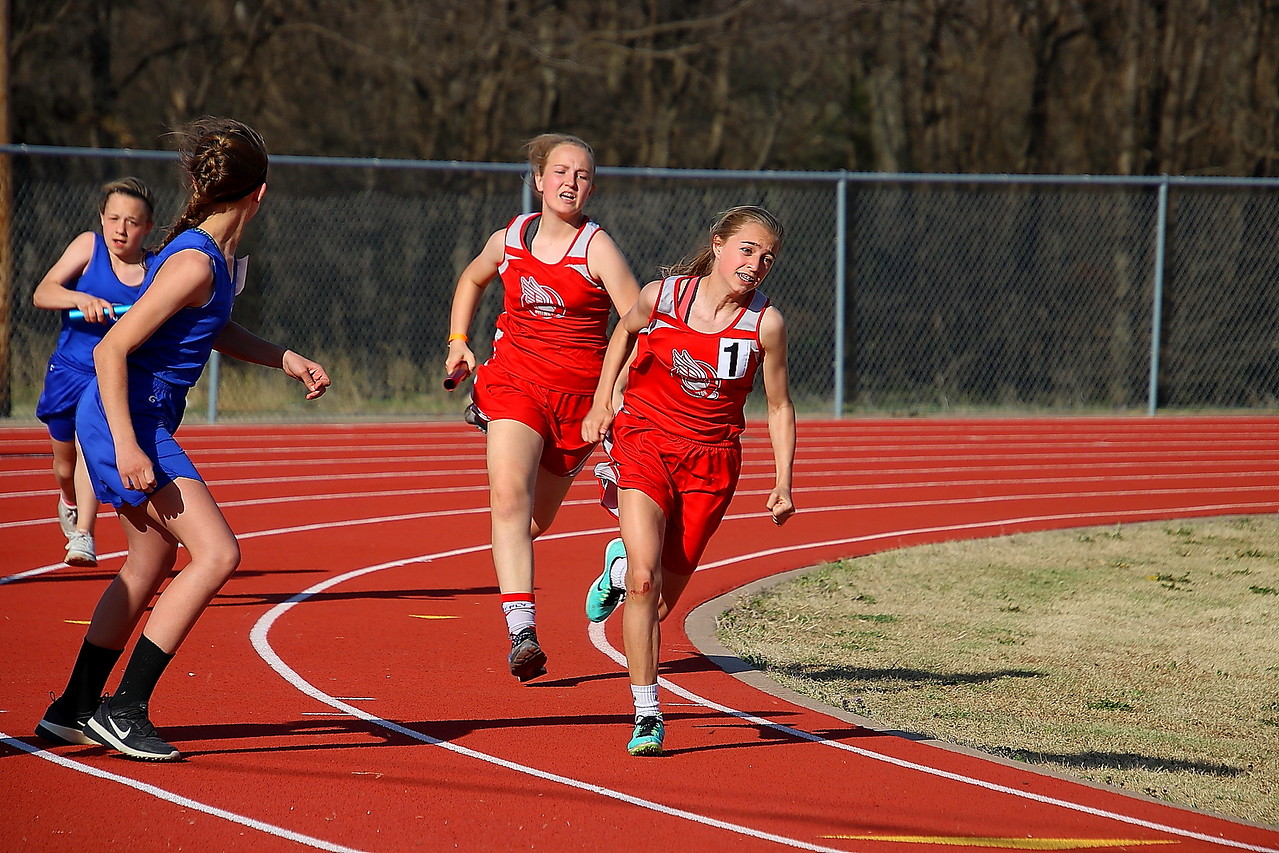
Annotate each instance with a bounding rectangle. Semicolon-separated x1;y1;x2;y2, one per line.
35;694;97;746
84;697;180;761
507;627;547;682
464;403;489;434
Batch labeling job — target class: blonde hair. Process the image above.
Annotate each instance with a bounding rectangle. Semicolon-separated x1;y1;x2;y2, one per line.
665;206;785;278
98;177;155;221
163;116;268;248
525;133;595;194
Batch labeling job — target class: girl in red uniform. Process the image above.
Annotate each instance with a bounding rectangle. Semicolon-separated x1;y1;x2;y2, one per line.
446;133;640;682
581;205;796;755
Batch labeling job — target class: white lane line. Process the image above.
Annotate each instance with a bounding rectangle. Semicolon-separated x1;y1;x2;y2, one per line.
6;453;1279;522
1;421;1272;448
7;488;1279;585
592;621;1279;853
0;733;367;853
591;531;1279;852
0;464;490;494
247;545;853;853
6;439;1277;479
0;485;491;529
6;439;1279;482
4;430;1279;847
248;508;1279;853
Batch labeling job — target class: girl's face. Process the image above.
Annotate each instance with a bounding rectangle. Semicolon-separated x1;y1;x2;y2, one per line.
99;193;153;262
712;222;779;294
534;143;595;220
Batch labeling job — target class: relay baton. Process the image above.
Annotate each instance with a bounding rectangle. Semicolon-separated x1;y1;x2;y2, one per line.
443;365;471;391
69;303;132;322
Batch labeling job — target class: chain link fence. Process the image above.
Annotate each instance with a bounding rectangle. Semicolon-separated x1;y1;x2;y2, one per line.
3;147;1278;421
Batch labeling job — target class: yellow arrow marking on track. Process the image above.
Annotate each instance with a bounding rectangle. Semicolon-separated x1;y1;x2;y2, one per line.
821;838;1177;849
409;614;457;620
65;620;91;625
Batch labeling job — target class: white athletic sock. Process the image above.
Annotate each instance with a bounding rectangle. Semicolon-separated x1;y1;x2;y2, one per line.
501;598;535;635
609;555;628;590
631;682;660;719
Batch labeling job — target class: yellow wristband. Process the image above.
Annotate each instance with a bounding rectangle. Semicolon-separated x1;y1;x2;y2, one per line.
448;333;469;343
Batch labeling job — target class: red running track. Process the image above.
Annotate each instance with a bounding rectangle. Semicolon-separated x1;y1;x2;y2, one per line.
2;417;1278;852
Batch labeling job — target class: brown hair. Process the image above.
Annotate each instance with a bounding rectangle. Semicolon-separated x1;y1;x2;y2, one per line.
664;205;785;278
525;133;595;194
98;177;155;221
162;116;269;248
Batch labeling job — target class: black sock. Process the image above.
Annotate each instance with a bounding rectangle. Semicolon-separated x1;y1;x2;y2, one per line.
112;634;174;708
61;639;123;713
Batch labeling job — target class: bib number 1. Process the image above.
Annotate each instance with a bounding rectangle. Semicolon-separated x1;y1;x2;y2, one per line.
717;339;750;379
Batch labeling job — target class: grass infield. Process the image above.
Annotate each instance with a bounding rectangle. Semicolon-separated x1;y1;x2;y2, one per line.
717;515;1279;827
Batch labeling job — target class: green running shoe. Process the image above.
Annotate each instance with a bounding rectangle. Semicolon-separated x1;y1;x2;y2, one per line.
627;714;664;756
586;537;627;622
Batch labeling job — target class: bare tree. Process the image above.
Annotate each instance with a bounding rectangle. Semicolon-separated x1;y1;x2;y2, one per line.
8;0;1278;175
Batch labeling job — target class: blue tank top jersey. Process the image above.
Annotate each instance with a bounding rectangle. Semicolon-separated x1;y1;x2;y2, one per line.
48;232;151;372
127;229;236;389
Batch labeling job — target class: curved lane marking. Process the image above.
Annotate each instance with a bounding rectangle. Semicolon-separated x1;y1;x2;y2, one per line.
595;525;1279;852
0;734;366;853
247;543;855;853
253;511;1279;853
7;483;1278;849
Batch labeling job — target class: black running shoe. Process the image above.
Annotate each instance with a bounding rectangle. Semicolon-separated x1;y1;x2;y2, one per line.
35;694;96;746
507;627;547;682
84;697;180;761
464;403;489;434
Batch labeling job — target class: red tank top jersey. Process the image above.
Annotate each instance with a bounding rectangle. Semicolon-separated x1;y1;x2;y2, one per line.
489;212;612;394
621;275;770;444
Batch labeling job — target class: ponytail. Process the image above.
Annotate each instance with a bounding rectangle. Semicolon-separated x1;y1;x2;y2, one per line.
161;117;268;248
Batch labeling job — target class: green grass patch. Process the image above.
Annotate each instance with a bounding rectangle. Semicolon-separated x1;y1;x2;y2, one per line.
717;516;1279;827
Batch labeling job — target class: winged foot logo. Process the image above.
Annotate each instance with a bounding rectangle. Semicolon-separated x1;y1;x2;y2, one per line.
671;349;720;399
520;275;566;318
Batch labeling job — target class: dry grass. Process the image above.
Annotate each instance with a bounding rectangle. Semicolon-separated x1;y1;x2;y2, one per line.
182;353;467;420
716;516;1279;827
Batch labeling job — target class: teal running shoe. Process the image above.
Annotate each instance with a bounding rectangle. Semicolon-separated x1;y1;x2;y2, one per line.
586;537;627;622
627;715;664;756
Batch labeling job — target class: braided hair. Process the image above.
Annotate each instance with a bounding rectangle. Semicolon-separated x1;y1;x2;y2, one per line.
162;117;268;249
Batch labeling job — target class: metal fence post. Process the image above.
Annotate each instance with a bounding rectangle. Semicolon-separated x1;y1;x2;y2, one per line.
1147;177;1169;416
206;351;220;423
834;172;848;418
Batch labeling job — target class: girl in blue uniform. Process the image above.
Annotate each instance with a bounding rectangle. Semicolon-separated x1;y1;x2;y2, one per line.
35;117;331;761
33;177;156;567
